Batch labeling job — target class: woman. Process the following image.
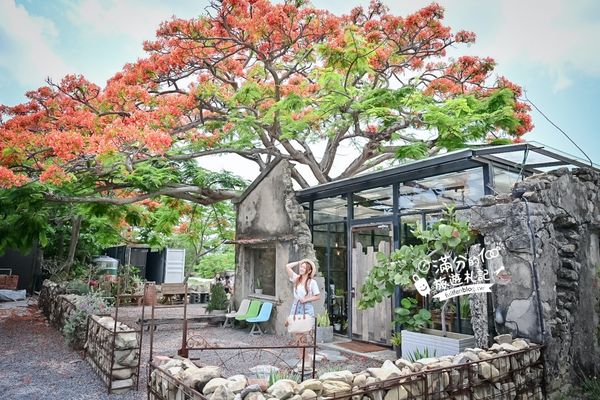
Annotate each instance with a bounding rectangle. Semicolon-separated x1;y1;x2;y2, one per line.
285;258;320;358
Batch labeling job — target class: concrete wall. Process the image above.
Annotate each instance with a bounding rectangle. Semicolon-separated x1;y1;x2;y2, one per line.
466;168;600;397
234;161;324;335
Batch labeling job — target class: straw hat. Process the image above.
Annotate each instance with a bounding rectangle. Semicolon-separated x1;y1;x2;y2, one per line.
300;258;317;278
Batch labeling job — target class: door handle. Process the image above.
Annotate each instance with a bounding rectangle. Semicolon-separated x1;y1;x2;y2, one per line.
350;287;356;298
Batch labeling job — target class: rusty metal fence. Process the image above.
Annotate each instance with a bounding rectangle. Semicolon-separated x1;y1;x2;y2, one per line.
84;293;146;394
148;344;545;400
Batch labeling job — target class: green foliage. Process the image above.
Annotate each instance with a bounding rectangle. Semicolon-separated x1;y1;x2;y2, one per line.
394;297;432;332
194;251;234;278
582;376;600;399
317;311;331;327
66;280;91;295
206;283;229;312
268;370;301;386
63;293;111;346
407;347;437;363
390;332;402;347
459;296;471;318
359;206;475;330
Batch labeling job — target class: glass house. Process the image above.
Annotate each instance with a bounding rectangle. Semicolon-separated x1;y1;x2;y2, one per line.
295;142;596;344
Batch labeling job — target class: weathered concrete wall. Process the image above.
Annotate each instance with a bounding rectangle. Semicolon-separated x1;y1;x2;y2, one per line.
234;161;324;335
467;168;600;397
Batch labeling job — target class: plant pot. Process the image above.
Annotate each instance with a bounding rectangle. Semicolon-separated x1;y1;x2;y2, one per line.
210;309;227;315
333;323;341;331
254;289;263;295
401;328;476;359
316;326;334;343
394;345;402;359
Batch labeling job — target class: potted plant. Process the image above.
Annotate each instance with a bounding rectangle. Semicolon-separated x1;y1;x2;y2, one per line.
254;278;263;295
206;283;229;315
316;311;334;343
390;332;402;359
331;313;342;332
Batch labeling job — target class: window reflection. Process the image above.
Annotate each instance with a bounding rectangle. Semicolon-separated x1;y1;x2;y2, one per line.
313;195;347;223
352;186;393;219
399;168;484;212
493;167;520;194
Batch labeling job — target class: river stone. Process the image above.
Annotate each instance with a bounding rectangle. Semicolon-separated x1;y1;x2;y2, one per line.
228;375;248;393
211;384;235;400
512;339;529;350
394;359;413;371
319;370;354;384
353;373;368;388
301;389;317;400
299;379;323;394
289;395;302;400
367;360;402;381
365;377;380;385
499;343;519;352
204;378;230;395
111;378;133;390
112;367;133;380
367;389;383;400
478;362;500;380
383;386;408;400
241;384;262;399
246;393;266;400
267;379;298;400
494;334;513;344
115;332;138;349
180;366;220;391
322;380;352;396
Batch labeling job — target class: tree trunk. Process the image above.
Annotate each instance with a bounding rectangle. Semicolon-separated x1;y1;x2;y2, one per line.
64;215;82;274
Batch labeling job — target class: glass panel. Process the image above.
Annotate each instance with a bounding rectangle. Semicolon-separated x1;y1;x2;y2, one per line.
399;168;484;212
493;167;521;194
352;185;394;219
400;214;423;246
250;246;276;296
353;224;392;252
313;195;347;224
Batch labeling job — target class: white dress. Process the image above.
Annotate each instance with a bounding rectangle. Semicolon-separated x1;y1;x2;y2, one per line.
289;272;320;317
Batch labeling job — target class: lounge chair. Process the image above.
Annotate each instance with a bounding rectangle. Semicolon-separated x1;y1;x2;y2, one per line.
222;299;251;328
247;302;273;335
235;299;262;322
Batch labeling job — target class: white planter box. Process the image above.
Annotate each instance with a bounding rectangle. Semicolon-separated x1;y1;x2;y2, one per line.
401;328;476;359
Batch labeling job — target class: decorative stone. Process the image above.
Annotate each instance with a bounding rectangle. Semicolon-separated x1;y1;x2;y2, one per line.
512;339;529;350
241;385;262;399
367;360;402;381
228;375;248;393
211;384;235;400
321;380;351;396
393;359;413;370
494;334;513;344
245;393;266;400
319;370;354;384
498;343;519;352
182;366;222;391
478;362;500;380
383;386;408;400
267;379;298;400
112;367;132;380
353;373;367;388
204;378;230;395
299;379;322;394
301;389;317;400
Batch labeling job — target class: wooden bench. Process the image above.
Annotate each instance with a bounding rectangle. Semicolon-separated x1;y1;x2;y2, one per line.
160;283;187;305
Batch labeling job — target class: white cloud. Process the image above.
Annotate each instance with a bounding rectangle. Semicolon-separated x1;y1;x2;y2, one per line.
0;0;70;87
64;0;206;44
488;0;600;91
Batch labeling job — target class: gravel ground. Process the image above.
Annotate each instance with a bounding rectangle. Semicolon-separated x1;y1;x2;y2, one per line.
0;300;382;400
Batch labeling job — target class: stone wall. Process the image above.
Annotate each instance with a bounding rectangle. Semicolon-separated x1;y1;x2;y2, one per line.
149;335;543;400
234;160;324;335
466;168;600;397
38;280;86;348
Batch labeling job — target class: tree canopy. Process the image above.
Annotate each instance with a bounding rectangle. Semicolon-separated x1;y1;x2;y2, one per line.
0;0;532;206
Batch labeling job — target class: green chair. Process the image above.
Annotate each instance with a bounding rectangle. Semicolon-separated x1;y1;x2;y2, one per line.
235;299;262;321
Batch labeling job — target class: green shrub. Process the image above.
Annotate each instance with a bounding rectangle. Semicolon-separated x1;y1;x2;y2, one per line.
206;283;229;312
407;347;437;362
317;311;331;327
63;293;111;347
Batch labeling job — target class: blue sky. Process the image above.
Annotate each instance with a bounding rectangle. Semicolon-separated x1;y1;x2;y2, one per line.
1;0;599;170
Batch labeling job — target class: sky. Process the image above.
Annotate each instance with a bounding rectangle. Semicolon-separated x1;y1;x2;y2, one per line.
1;0;599;180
